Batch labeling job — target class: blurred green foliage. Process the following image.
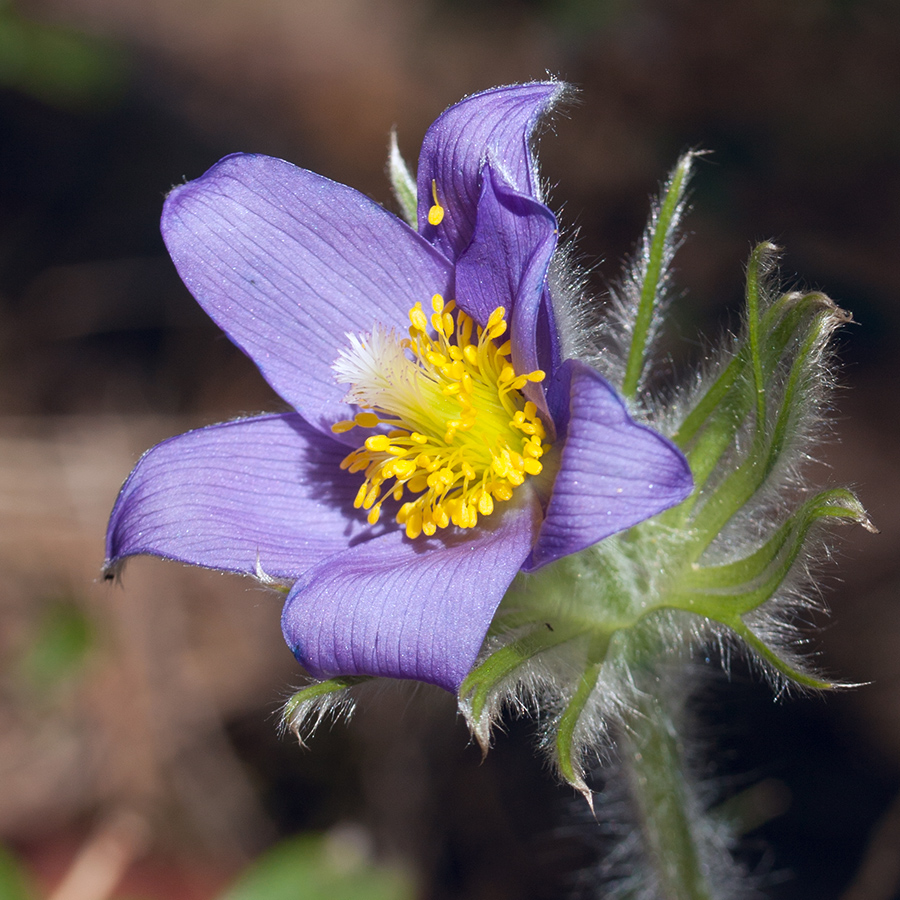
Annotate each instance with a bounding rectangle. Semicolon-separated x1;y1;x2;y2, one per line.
0;846;34;900
17;598;94;694
219;832;415;900
0;0;126;110
0;831;413;900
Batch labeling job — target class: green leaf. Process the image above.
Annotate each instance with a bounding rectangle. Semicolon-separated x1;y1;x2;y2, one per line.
284;676;369;715
730;623;833;689
685;489;867;595
282;676;371;740
671;288;845;540
673;287;837;480
555;661;603;797
673;489;869;619
388;130;417;228
219;832;414;900
687;301;848;553
745;241;775;435
622;152;695;399
764;300;847;475
460;624;579;723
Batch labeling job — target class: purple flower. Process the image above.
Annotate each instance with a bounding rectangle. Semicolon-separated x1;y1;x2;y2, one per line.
105;83;692;692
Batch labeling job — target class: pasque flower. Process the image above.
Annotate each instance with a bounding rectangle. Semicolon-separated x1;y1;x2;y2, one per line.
104;83;692;692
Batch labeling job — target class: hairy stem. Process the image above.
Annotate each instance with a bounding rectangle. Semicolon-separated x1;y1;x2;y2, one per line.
620;686;719;900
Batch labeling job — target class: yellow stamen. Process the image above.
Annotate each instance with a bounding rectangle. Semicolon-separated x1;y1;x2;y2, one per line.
427;179;445;226
332;299;549;539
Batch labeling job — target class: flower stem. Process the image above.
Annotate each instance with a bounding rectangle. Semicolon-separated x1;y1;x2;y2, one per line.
621;686;718;900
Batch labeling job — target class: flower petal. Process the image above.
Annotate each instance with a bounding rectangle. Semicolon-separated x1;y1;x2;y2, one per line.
281;498;543;691
526;361;693;570
454;163;557;326
455;160;559;378
162;153;453;435
454;162;560;424
105;414;374;579
417;82;566;261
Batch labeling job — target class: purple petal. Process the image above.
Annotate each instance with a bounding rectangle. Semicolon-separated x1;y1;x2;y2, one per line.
162;154;453;436
454;163;560;423
281;498;542;691
106;414;374;579
535;284;563;418
417;82;566;261
526;361;693;570
454;163;557;328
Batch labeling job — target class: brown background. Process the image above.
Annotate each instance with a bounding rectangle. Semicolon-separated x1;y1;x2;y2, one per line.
1;1;898;898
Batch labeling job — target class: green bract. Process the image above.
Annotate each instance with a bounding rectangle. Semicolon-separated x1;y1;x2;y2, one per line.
457;153;871;796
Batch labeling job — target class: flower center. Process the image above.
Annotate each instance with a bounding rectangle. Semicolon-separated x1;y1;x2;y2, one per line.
331;295;549;539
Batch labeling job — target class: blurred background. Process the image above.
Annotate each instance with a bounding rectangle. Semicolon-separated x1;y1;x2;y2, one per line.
0;0;898;898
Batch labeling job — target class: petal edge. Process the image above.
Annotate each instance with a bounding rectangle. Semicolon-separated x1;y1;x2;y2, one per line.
281;497;542;691
162;153;452;434
527;361;693;570
106;414;374;579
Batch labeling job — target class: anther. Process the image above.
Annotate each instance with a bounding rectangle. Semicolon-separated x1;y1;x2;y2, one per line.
427;180;445;226
336;297;550;540
409;302;428;333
